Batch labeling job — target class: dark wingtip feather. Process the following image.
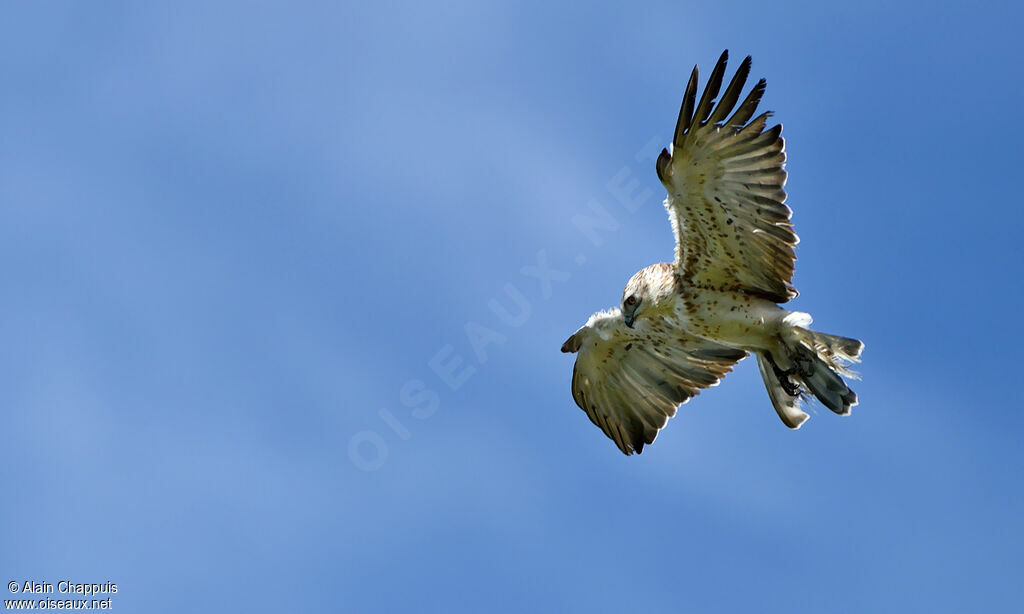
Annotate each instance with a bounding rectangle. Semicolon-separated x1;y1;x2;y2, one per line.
763;123;783;143
693;50;729;125
655;147;671;183
728;77;767;128
673;65;700;147
709;55;752;125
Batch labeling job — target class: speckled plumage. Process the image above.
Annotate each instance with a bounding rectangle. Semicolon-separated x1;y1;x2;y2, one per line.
562;50;864;455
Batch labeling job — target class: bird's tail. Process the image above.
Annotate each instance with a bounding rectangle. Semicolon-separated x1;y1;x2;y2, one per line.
757;312;864;428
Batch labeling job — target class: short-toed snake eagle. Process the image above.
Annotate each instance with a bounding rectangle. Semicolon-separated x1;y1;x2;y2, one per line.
562;50;864;455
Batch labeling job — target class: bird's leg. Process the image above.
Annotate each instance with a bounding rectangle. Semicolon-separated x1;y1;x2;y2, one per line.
766;352;802;397
777;370;801;397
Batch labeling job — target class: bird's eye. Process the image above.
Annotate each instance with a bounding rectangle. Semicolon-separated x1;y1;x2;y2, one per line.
625;296;637;306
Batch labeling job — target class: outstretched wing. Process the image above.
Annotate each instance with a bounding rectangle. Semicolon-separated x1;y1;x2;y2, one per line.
656;50;798;303
560;310;746;455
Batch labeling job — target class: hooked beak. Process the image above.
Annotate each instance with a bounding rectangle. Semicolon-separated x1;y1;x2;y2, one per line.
623;312;635;328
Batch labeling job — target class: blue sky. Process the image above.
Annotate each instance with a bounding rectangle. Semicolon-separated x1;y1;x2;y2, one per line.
2;1;1023;612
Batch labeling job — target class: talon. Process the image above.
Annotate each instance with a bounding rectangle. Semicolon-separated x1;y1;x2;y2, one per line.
768;355;801;397
779;373;801;397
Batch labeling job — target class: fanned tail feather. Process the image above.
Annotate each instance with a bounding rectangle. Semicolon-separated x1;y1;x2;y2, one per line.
793;327;864;379
758;320;864;426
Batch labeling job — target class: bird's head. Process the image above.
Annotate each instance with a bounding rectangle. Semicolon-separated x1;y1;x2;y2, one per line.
621;264;674;328
621;271;650;328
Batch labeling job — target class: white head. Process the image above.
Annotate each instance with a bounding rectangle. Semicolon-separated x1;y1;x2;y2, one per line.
620;263;674;328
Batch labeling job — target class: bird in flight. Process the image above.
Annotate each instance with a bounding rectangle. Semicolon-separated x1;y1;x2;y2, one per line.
561;50;864;455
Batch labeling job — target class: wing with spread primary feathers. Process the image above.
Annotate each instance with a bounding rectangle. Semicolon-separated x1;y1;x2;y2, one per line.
560;310;746;455
655;50;798;303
